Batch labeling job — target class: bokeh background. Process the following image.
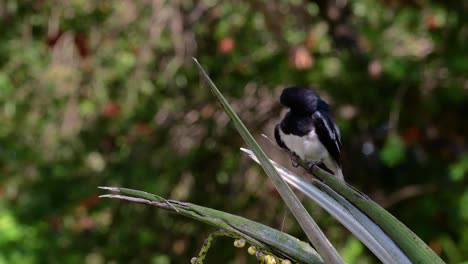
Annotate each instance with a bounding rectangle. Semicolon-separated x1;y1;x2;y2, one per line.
1;0;467;263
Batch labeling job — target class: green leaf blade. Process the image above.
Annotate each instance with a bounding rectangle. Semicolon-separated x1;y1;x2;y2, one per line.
193;58;344;264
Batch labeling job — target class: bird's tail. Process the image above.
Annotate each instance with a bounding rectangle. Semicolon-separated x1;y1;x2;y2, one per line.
335;168;344;181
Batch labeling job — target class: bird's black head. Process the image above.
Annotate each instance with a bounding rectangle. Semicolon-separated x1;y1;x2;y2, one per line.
280;86;329;114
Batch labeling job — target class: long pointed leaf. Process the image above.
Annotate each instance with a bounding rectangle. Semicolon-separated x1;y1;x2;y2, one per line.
308;166;445;263
193;58;344;264
241;148;411;264
313;180;411;264
99;187;323;264
268;144;445;264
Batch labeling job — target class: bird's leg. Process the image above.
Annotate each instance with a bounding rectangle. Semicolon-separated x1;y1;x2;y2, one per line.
305;159;323;171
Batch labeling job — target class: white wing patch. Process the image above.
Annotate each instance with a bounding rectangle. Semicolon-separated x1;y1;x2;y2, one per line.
315;111;341;156
315;111;336;140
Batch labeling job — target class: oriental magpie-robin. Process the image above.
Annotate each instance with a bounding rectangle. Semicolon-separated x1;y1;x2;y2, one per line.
274;86;344;180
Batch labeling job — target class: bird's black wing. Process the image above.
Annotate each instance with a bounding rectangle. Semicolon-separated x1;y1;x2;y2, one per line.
311;111;342;167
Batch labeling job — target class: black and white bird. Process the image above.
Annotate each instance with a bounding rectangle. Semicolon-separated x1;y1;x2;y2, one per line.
274;86;344;180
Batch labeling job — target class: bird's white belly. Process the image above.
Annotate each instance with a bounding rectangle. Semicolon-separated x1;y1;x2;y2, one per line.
279;129;329;161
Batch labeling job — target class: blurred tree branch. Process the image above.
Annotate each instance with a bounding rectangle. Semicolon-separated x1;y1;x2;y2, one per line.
372;184;439;208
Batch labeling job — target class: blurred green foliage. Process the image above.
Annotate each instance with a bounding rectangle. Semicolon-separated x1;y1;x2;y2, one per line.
0;0;467;263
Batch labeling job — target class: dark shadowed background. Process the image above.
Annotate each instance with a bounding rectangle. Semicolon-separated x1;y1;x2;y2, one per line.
0;0;467;263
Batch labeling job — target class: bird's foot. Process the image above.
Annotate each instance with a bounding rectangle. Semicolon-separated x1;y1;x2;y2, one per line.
305;159;323;171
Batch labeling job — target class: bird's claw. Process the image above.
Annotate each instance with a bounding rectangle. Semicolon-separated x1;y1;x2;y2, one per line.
305;160;322;171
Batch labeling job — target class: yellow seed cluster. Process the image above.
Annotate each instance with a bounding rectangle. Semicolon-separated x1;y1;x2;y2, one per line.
244;244;291;264
233;238;246;248
247;246;257;255
263;255;276;264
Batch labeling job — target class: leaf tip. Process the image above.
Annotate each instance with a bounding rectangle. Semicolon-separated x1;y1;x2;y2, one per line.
240;147;252;155
98;186;120;192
